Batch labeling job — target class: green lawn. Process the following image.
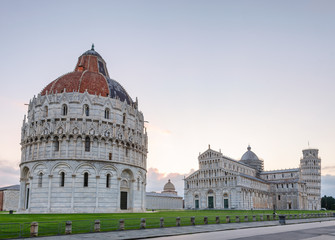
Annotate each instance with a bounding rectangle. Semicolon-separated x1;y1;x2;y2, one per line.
0;210;332;239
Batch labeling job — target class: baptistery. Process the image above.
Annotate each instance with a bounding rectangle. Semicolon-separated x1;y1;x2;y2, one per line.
18;45;148;213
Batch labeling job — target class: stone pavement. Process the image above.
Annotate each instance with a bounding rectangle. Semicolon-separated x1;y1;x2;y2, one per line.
20;217;335;240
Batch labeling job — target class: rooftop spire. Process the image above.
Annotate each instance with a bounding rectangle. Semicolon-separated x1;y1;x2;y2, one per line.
91;43;95;51
247;145;251;151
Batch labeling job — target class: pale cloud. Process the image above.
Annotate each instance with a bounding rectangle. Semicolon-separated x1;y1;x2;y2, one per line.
322;165;335;175
146;168;195;196
145;123;172;136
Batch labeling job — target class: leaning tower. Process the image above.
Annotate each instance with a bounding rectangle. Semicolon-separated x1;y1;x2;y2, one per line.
300;148;321;210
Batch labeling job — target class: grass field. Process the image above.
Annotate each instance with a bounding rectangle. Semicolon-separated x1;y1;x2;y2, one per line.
0;209;332;239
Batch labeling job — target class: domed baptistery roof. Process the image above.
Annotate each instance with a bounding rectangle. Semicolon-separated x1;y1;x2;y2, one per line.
240;145;264;174
19;45;148;213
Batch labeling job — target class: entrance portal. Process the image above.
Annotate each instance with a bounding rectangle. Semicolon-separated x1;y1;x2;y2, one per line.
208;196;214;208
224;198;229;209
120;191;128;210
195;199;199;209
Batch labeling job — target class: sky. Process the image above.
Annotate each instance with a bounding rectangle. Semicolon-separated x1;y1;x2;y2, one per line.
0;0;335;197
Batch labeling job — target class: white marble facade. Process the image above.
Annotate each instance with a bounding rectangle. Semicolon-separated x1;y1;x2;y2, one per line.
184;146;321;210
19;47;148;213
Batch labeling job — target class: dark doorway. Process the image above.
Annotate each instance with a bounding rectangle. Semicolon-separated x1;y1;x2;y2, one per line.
120;191;128;210
208;196;214;208
288;202;292;209
224;199;229;209
195;199;199;209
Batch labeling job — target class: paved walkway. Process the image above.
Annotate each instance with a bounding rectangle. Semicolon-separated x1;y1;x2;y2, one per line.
21;217;335;240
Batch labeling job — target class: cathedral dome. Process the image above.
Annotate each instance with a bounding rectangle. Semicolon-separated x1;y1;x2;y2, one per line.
241;145;259;161
41;45;134;106
240;145;264;174
163;179;175;191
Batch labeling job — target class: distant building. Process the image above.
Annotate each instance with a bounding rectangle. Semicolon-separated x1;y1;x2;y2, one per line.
18;46;148;213
146;180;183;209
0;185;20;211
184;145;321;210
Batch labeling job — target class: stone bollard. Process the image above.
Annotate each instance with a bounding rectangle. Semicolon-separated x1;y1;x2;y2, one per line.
279;215;286;225
226;216;230;223
294;214;297;219
299;214;301;218
119;219;125;231
266;215;270;221
65;221;72;234
94;220;101;232
176;217;181;227
235;216;240;223
216;216;220;224
252;215;256;221
204;216;208;225
160;217;164;228
244;216;248;222
30;222;38;237
191;216;195;226
273;214;276;220
289;214;293;219
140;218;146;229
303;214;306;218
260;215;263;221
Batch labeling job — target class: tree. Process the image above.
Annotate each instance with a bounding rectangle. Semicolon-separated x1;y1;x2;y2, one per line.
321;195;335;210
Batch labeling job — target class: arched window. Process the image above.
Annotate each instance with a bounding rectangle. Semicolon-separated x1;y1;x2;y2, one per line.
60;172;65;187
104;108;110;119
84;172;89;187
85;137;90;152
44;106;48;117
54;137;59;152
106;174;111;188
83;105;89;116
62;104;68;116
109;152;112;160
38;172;43;187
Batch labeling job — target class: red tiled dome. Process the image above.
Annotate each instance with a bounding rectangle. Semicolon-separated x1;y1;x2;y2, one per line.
41;45;111;97
41;71;109;96
41;45;134;105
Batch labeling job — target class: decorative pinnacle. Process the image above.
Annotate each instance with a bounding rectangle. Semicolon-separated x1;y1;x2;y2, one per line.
91;43;95;51
247;145;251;151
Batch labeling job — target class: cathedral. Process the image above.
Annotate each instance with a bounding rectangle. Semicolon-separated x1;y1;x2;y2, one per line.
184;145;321;210
18;46;148;213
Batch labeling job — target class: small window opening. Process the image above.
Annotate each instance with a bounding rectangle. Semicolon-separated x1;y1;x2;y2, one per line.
62;104;68;116
278;195;281;200
54;137;59;151
84;105;89;116
60;172;65;187
38;173;43;188
45;106;48;117
84;172;89;187
106;174;110;188
109;152;112;160
123;113;126;124
105;108;110;119
85;137;90;152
